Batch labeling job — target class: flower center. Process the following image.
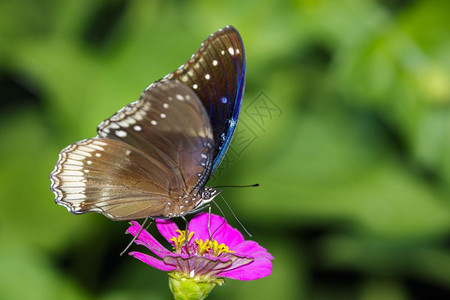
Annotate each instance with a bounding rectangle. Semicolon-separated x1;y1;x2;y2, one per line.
170;230;234;257
170;229;194;253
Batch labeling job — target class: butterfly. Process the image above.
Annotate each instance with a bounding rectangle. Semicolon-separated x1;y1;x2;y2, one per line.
50;26;246;220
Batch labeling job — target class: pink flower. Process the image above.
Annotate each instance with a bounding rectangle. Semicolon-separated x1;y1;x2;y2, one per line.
126;213;273;281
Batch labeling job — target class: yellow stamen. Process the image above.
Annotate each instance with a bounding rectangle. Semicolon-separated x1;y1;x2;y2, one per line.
196;239;212;255
210;240;235;256
170;230;194;253
195;238;234;256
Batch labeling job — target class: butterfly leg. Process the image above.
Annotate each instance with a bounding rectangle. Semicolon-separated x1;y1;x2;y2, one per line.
215;194;252;238
207;206;213;240
181;215;191;255
120;217;153;256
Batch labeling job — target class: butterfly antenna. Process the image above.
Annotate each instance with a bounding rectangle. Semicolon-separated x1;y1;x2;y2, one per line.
216;194;252;237
213;183;259;188
120;217;152;256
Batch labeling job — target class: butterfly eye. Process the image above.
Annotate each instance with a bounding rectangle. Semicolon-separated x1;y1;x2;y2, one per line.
202;190;211;199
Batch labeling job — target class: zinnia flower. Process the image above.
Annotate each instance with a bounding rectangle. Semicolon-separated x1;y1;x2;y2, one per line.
126;212;273;299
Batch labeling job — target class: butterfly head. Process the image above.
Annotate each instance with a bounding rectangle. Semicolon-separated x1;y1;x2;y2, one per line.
194;187;221;210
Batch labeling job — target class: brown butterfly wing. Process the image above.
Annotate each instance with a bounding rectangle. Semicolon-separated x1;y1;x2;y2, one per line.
50;81;214;220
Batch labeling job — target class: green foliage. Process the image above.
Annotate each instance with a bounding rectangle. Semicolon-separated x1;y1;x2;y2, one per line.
0;0;449;299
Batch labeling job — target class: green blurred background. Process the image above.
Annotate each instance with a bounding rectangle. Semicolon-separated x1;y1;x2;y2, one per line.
1;0;449;299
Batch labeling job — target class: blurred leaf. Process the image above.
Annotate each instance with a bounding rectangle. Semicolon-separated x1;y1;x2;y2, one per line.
0;241;90;300
0;0;449;299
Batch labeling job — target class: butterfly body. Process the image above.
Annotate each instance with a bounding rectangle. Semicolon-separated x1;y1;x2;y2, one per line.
50;26;245;221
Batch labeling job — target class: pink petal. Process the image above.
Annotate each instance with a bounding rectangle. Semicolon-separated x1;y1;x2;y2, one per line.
233;241;274;260
126;221;171;258
218;256;273;280
189;213;244;247
209;254;253;277
214;224;245;248
164;254;232;276
129;252;176;272
156;218;180;245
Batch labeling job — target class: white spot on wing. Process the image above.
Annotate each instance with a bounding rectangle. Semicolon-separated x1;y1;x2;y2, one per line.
193;84;198;89
151;120;157;125
88;144;104;151
62;170;83;176
66;159;83;166
205;74;210;80
76;148;93;156
65;193;85;200
133;125;142;131
115;130;127;138
213;60;218;66
160;113;166;118
68;153;85;160
65;165;83;170
93;141;108;146
65;187;85;193
228;47;235;55
118;120;130;127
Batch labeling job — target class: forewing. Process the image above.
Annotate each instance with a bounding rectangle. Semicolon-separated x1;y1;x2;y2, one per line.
160;25;246;173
